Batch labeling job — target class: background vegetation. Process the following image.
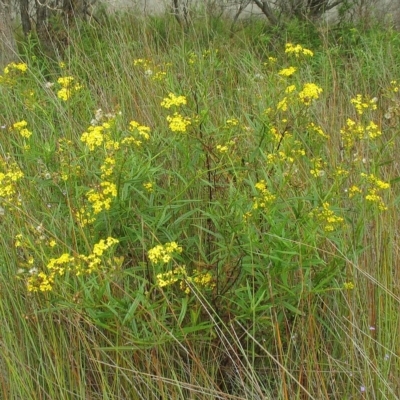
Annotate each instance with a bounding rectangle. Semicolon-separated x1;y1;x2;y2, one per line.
1;8;400;399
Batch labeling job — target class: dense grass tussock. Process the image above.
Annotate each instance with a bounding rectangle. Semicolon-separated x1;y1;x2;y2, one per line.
1;13;400;399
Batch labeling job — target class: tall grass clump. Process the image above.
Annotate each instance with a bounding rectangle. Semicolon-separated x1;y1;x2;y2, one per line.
0;14;399;399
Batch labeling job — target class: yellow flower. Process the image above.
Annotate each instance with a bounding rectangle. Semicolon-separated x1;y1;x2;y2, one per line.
129;120;149;136
225;118;239;127
57;88;70;101
13;120;28;130
348;185;362;198
298;83;323;105
285;43;314;57
310;202;344;232
285;85;296;94
308;122;329;139
253;180;276;209
56;76;82;101
57;76;74;87
81;124;110;151
27;272;54;292
161;93;187;109
343;282;355;290
166;113;191;132
365;121;381;139
350;94;377;115
216;144;228;153
4;62;28;74
19;128;32;138
12;120;32;138
278;67;297;77
277;97;288;111
143;182;154;192
148;242;182;264
133;58;150;67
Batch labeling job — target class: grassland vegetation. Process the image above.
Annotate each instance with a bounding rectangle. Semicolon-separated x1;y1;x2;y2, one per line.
0;12;400;399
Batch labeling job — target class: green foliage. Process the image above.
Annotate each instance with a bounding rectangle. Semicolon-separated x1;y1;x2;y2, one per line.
0;14;400;399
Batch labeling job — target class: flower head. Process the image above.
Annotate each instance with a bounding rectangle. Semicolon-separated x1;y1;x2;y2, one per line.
161;93;187;109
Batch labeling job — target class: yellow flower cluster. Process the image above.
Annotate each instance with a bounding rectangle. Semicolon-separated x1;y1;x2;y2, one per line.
285;43;314;57
27;237;119;292
128;120;150;139
143;182;154;192
47;253;75;276
308;122;329;139
277;97;288;111
78;237;119;274
156;265;187;288
148;242;182;264
100;157;116;178
310;157;326;178
348;185;362;198
166;113;192;133
121;120;151;147
57;76;82;101
360;173;390;211
0;158;24;205
389;80;400;93
156;265;215;295
216;144;228;153
343;282;355;290
340;118;382;149
27;253;74;292
268;126;281;142
298;83;323;105
12;120;32;139
278;66;297;77
76;181;118;226
14;233;24;248
190;269;215;289
0;62;27;85
310;202;344;232
161;93;187;109
79;116;150;226
252;180;276;209
216;140;234;154
80;122;112;151
86;181;117;214
340;93;381;149
4;62;28;74
350;94;377;115
335;167;349;177
27;272;54;292
225;118;239;127
365;121;381;139
285;84;296;93
161;93;191;133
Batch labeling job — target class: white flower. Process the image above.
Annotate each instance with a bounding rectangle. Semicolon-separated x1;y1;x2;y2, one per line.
95;108;103;120
29;267;38;275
